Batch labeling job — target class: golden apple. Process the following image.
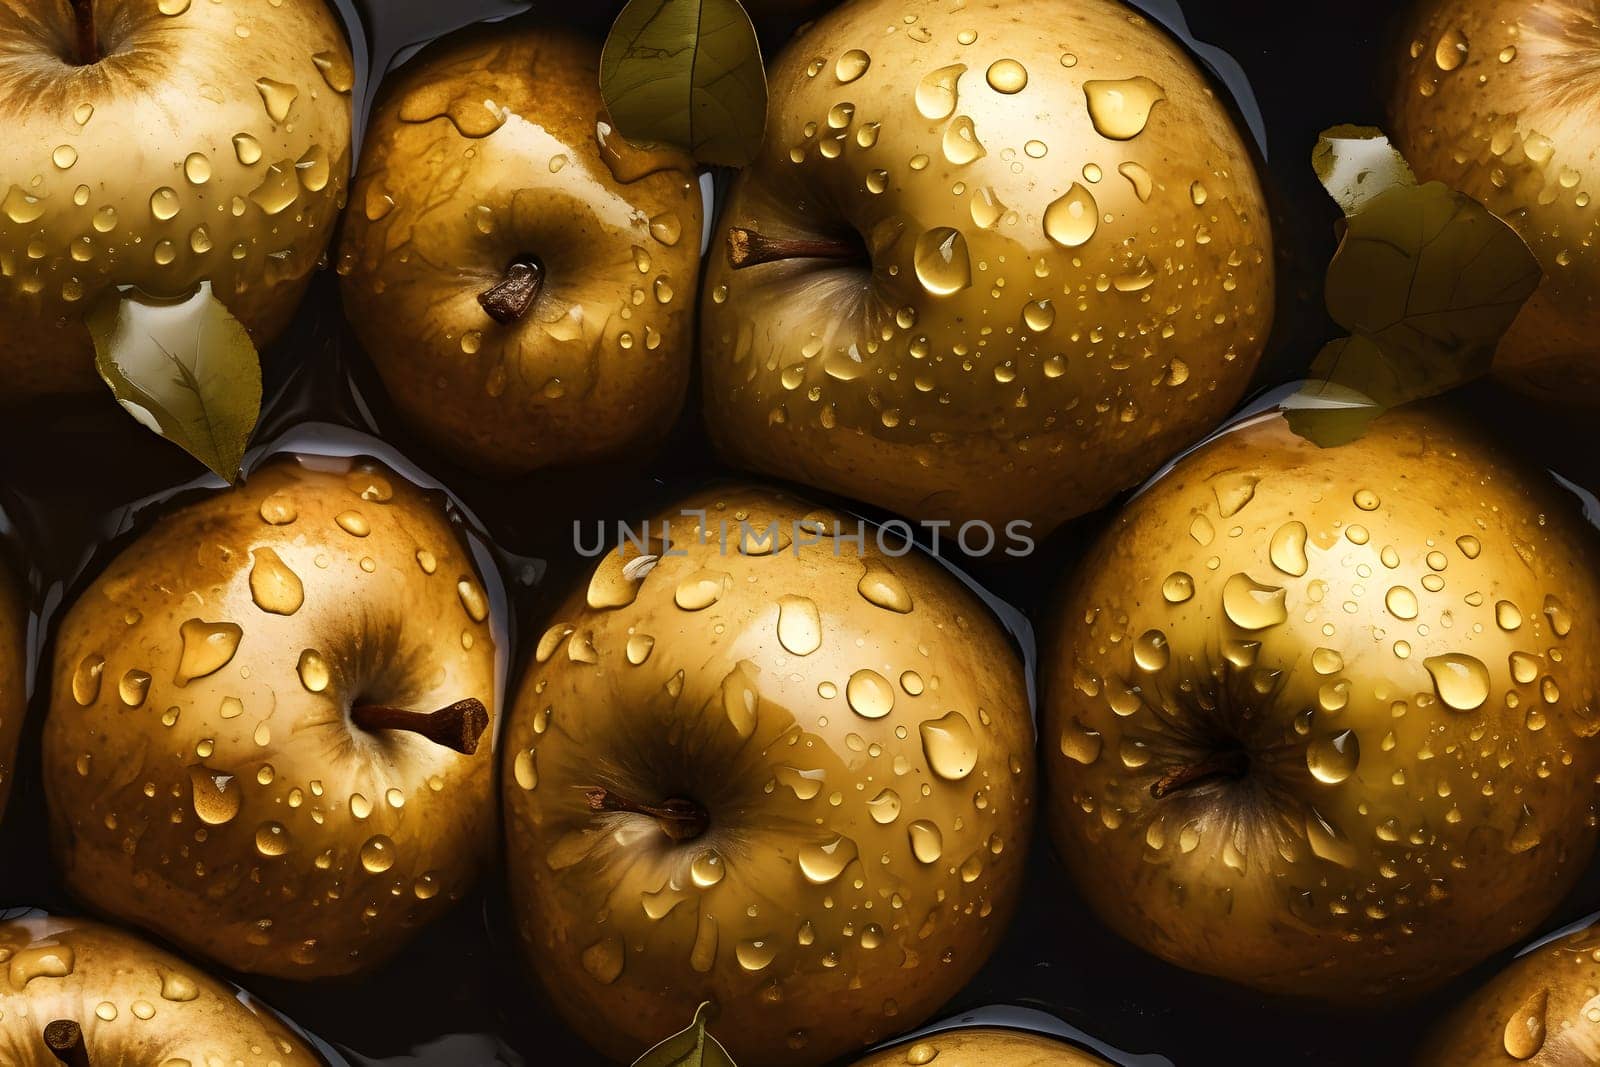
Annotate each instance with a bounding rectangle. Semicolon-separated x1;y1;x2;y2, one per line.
852;1027;1112;1066
1417;921;1600;1064
1390;0;1600;403
339;25;703;475
42;454;499;979
502;485;1034;1064
0;913;318;1064
700;0;1274;534
1043;405;1600;1000
0;559;27;824
0;0;352;400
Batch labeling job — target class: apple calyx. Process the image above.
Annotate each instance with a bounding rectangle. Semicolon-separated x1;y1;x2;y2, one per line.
68;0;99;66
477;258;544;325
350;697;490;756
582;786;709;843
1149;749;1251;799
44;1020;90;1067
726;226;862;270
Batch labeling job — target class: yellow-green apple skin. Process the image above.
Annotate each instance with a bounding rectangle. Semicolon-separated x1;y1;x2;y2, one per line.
42;456;498;979
339;26;703;475
0;560;26;824
1391;0;1600;403
0;0;353;399
1044;406;1600;1001
700;0;1274;534
0;913;319;1064
502;486;1035;1064
1418;921;1600;1064
852;1027;1114;1065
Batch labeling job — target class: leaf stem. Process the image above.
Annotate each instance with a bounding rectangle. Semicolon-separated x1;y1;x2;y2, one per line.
726;227;862;269
68;0;98;65
478;258;544;325
350;698;490;755
583;786;708;842
45;1020;90;1067
1149;749;1251;799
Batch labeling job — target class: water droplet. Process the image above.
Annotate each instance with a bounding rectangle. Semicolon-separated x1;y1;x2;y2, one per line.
687;848;726;888
736;938;776;972
1495;600;1522;631
867;788;902;824
1456;535;1481;559
250;162;299;215
675;570;728;610
1386;586;1419;620
1083;76;1166;140
1222;573;1287;630
248;547;304;616
1270;522;1309;577
1435;28;1469;72
158;0;191;13
255;78;298;123
1503;988;1548;1059
1022;300;1055;332
183;152;212;185
360;835;396;873
1162;572;1194;603
858;560;912;613
312;50;355;94
52;145;77;170
941;116;985;165
1043;184;1099;247
2;186;44;225
296;649;330;693
512;749;537;791
188;767;240;825
1059;718;1103;764
1306;809;1359;867
1544;595;1572;637
846;669;894;719
72;654;105;705
908;820;943;863
255;821;290;857
920;711;978;780
835;49;871;83
912;227;972;295
233;133;263;166
985;58;1027;94
1307;730;1360;784
915;64;966;121
1118;161;1154;202
1133;629;1169;672
175;620;242;685
719;661;760;738
296;145;330;192
118;669;151;708
798;834;857;884
1424;654;1490;711
776;595;822;655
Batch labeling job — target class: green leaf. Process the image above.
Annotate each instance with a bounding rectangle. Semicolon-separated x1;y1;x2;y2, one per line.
1324;181;1540;392
631;1002;737;1067
1312;125;1416;217
600;0;767;167
87;281;262;482
1282;351;1385;448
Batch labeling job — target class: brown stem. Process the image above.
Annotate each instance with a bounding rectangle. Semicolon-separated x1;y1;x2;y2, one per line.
583;786;708;843
68;0;98;66
1149;749;1251;800
477;258;544;325
350;698;489;756
44;1020;90;1067
726;227;861;270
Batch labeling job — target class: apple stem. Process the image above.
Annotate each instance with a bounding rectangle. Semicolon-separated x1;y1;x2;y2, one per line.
350;698;490;756
44;1020;90;1067
478;257;544;325
1149;749;1251;799
68;0;99;66
582;786;708;843
726;227;862;270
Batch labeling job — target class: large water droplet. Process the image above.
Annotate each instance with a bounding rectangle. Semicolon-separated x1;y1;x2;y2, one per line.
719;661;760;738
1503;987;1548;1059
1306;730;1360;784
188;766;241;825
1083;76;1166;140
1424;653;1490;711
175;620;242;685
985;58;1028;94
249;547;304;616
777;595;822;655
915;64;966;120
798;834;857;884
1270;521;1309;577
72;653;105;705
858;560;912;613
1435;28;1469;72
835;49;871;83
908;819;943;863
1221;574;1287;631
912;227;972;296
255;78;299;123
1043;184;1099;248
296;649;330;693
919;711;978;780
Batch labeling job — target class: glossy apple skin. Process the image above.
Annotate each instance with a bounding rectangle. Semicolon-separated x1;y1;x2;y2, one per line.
0;560;26;824
701;0;1274;535
852;1027;1112;1066
502;485;1034;1065
1390;0;1600;404
0;913;319;1065
42;456;498;979
1044;406;1600;1001
1419;921;1600;1064
339;26;703;476
0;0;352;400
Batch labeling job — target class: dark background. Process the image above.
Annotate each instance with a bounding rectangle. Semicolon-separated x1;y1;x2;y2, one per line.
4;0;1597;1064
